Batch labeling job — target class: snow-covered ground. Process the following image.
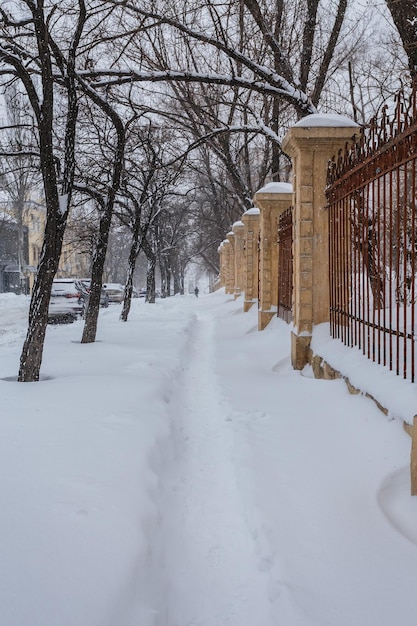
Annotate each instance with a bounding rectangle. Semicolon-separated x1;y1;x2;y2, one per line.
0;289;416;626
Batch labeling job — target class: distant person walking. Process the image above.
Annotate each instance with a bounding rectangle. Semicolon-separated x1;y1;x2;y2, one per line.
194;286;199;297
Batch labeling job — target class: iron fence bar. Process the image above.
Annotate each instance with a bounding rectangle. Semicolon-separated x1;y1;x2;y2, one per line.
277;207;293;324
258;232;261;310
403;163;408;379
351;194;358;349
382;173;387;368
412;157;416;382
377;175;383;365
341;195;346;344
395;160;401;377
362;185;371;359
372;176;377;364
329;204;333;335
333;202;338;338
388;168;394;373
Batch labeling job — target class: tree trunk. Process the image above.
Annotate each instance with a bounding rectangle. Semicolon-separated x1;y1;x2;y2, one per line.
120;229;142;321
18;112;67;380
160;269;168;298
146;257;156;303
78;86;126;342
165;264;172;297
179;262;185;295
18;209;66;381
385;0;417;83
172;252;181;295
15;1;85;381
121;269;133;322
81;210;112;342
142;237;156;303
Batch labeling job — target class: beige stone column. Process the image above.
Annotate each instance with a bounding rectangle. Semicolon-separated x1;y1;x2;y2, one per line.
232;220;245;299
241;208;260;312
254;182;293;330
220;239;230;293
225;232;236;295
218;242;226;288
282;114;358;369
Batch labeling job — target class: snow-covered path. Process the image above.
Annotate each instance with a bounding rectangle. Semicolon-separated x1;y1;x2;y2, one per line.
155;311;275;626
144;295;417;626
1;292;417;626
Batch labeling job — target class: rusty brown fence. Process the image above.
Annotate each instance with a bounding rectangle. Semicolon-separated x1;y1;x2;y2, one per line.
277;206;293;323
327;89;417;382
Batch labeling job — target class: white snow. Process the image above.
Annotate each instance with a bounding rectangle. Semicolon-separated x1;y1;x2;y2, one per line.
58;193;69;215
243;207;260;215
294;113;359;128
311;322;417;426
256;182;293;194
0;290;416;626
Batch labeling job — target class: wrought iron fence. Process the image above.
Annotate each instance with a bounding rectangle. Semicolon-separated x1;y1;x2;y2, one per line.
277;206;293;323
327;89;417;382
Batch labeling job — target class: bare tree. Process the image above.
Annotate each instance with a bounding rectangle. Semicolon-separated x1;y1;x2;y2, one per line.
0;0;87;381
115;146;160;320
115;122;187;312
100;0;362;275
76;92;127;343
385;0;417;83
0;85;40;291
0;0;409;381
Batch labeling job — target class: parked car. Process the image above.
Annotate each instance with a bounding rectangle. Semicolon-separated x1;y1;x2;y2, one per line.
139;287;147;298
48;278;85;324
79;279;109;308
103;283;124;303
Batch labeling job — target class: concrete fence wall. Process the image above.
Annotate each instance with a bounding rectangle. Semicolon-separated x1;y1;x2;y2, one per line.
217;113;417;495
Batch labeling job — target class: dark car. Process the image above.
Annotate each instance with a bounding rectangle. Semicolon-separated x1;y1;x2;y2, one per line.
48;279;86;323
79;279;109;308
103;283;124;303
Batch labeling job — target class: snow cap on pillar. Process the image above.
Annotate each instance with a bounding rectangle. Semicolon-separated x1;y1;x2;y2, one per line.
293;113;359;128
243;207;260;216
256;181;293;194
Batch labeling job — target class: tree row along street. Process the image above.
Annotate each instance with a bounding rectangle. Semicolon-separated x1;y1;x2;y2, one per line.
0;0;415;381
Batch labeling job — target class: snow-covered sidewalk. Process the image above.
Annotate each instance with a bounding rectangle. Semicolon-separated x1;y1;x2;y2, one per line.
0;290;416;626
152;312;275;625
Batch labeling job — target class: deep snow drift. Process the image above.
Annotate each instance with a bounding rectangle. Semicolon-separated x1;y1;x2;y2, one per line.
0;290;416;626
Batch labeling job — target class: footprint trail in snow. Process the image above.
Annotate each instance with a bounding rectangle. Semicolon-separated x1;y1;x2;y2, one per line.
154;312;275;626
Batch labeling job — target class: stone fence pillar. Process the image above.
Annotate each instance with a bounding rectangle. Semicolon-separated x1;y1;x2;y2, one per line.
254;182;293;330
220;239;231;294
282;114;358;369
225;232;235;295
241;207;260;312
232;220;246;299
218;241;226;288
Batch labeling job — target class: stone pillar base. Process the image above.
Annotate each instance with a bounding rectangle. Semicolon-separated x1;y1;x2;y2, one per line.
291;331;311;370
244;300;255;313
411;416;417;496
258;310;274;331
